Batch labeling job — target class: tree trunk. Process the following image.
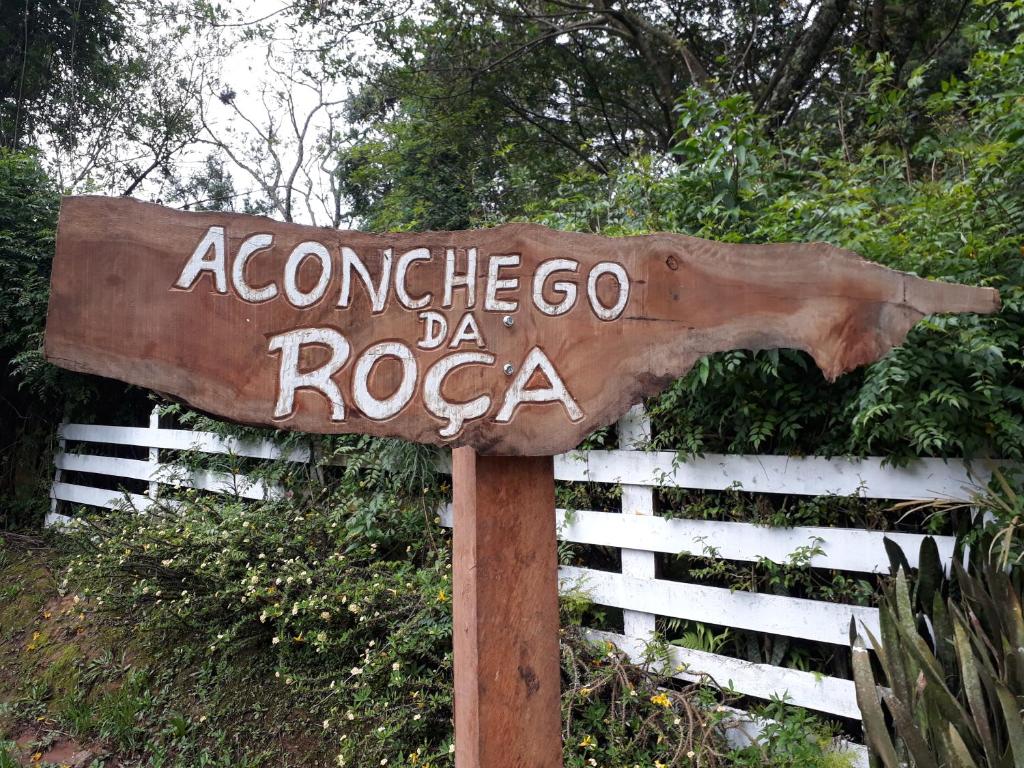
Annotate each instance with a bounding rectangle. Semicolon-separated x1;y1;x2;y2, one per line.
765;0;851;123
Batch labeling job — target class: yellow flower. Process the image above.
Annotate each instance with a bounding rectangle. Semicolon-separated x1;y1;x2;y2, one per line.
436;589;448;603
649;692;671;708
578;735;596;749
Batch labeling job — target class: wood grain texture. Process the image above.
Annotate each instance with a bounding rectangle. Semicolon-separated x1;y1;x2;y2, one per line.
45;196;1000;455
452;450;562;768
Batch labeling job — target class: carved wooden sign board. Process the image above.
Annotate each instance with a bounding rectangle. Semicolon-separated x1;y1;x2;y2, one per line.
46;197;997;456
45;196;999;768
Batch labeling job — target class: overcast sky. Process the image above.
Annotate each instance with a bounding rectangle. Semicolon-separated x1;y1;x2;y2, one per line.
165;0;362;225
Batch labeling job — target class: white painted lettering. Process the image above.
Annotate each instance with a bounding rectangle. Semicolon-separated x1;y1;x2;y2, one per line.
268;327;350;421
423;351;495;437
395;248;432;310
352;341;417;420
175;226;227;293
339;247;392;313
495;346;583;423
417;311;448;350
484;254;520;312
448;312;486;348
586;262;629;321
231;234;278;302
284;241;332;307
443;247;477;308
532;258;579;316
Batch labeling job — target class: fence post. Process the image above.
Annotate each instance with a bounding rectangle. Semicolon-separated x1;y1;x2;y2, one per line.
617;404;656;639
148;405;160;499
46;420;68;527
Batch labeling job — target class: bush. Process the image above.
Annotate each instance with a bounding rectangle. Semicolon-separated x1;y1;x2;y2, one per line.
63;440;458;767
0;150;145;528
852;531;1024;766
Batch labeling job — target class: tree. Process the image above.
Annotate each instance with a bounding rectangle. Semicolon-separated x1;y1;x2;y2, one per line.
2;0;212;197
198;46;347;225
321;0;987;227
0;150;146;527
0;0;126;149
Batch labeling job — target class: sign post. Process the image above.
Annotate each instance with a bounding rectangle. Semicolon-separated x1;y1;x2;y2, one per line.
452;450;561;767
45;196;1000;767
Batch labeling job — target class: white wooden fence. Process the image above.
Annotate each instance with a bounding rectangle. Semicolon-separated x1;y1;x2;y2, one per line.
49;406;999;763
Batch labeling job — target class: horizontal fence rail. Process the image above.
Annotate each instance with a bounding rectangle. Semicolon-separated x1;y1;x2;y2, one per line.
558;565;880;648
436;506;955;575
54;451;279;501
49;407;1004;766
552;449;992;500
58;422;311;462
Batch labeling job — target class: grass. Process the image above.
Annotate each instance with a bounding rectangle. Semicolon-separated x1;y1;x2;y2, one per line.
0;742;20;768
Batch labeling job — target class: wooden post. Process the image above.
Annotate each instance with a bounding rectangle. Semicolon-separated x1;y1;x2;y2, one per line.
452;447;563;768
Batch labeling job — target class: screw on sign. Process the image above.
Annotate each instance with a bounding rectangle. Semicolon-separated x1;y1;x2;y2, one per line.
45;196;999;767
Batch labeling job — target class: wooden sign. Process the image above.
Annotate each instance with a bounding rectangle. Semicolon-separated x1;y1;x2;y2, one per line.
45;196;998;456
45;196;1001;768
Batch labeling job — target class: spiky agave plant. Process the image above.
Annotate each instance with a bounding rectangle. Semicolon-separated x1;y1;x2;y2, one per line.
851;535;1024;767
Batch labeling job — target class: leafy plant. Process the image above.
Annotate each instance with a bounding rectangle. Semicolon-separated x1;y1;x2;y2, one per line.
852;534;1024;767
561;630;729;767
728;696;857;768
664;620;731;656
533;7;1024;464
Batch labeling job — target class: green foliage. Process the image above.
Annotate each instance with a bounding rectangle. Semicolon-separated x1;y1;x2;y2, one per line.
339;0;989;230
337;77;572;231
561;632;729;767
2;0;202;196
728;697;857;768
0;0;127;148
0;150;59;388
892;465;1024;567
43;426;861;766
0;149;106;408
852;533;1024;767
63;463;458;767
58;445;773;767
0;150;141;528
531;8;1024;462
0;151;85;527
985;468;1024;568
